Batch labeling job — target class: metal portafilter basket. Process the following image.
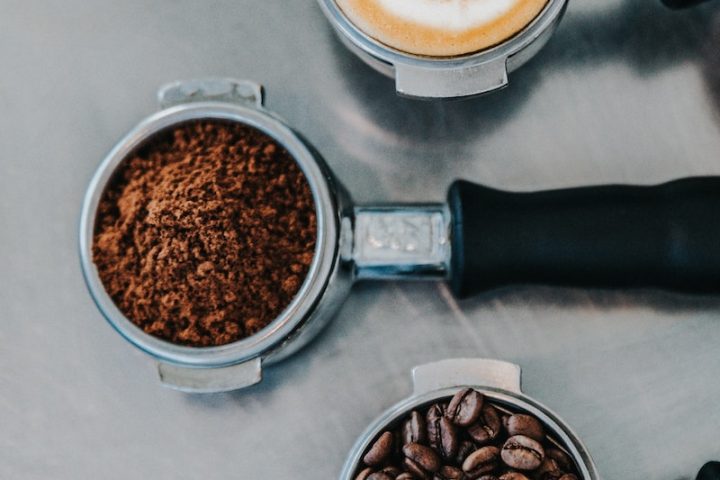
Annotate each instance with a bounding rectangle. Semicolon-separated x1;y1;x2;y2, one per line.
81;78;720;393
317;0;714;99
339;358;600;480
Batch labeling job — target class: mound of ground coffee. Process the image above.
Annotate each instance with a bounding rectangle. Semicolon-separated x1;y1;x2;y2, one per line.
93;120;317;347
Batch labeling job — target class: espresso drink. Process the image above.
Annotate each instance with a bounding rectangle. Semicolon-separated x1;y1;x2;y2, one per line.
335;0;550;57
354;388;581;479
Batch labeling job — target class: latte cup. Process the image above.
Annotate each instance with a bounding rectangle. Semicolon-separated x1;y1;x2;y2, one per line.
340;358;600;479
317;0;568;98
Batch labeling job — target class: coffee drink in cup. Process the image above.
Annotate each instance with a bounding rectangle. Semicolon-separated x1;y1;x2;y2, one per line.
335;0;550;57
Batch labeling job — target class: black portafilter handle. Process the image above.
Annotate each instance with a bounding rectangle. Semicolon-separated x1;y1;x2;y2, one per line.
698;462;720;480
447;177;720;298
662;0;712;8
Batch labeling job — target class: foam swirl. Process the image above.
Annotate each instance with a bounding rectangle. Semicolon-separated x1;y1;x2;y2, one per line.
374;0;520;31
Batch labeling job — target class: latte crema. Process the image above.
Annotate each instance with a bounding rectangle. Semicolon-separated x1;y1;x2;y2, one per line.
335;0;550;57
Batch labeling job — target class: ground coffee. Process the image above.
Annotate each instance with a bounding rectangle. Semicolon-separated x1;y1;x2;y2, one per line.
93;120;317;347
355;388;580;480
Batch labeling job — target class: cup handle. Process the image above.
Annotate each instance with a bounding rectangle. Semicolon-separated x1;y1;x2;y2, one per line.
157;357;263;393
412;358;522;396
157;78;264;109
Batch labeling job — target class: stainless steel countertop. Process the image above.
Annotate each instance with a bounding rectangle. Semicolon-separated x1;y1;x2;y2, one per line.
1;1;719;479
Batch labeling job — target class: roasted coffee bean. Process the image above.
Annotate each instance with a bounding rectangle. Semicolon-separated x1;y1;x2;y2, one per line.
506;414;545;442
405;457;432;480
403;411;428;445
381;466;402;477
429;417;459;460
456;441;477;466
355;390;581;480
433;465;465;480
462;446;500;478
538;472;564;480
368;473;394;480
546;448;574;473
501;435;545;471
365;431;394;466
467;404;502;445
447;388;484;427
404;443;442;473
356;467;374;480
502;415;510;431
427;404;445;448
499;473;530;480
397;474;416;480
535;458;562;480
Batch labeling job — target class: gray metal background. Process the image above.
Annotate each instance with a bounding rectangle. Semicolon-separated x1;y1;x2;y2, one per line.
1;1;719;479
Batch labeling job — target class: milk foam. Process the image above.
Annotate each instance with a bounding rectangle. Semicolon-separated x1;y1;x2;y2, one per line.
375;0;519;31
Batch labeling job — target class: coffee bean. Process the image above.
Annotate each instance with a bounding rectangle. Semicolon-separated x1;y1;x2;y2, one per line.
355;390;580;480
427;404;445;449
381;466;402;477
537;473;564;480
499;473;530;480
462;446;500;479
429;417;458;460
447;388;484;427
433;465;465;480
405;458;432;480
506;414;545;442
403;411;428;445
456;441;477;466
397;474;416;480
546;448;574;473
501;435;545;471
535;457;562;480
365;431;394;466
367;473;394;480
404;443;442;474
356;467;374;480
467;404;502;445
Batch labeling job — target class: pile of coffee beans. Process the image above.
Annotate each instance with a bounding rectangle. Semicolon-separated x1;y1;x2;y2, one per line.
354;388;580;480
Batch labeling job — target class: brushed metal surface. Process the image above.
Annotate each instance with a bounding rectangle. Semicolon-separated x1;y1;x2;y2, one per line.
1;1;719;479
